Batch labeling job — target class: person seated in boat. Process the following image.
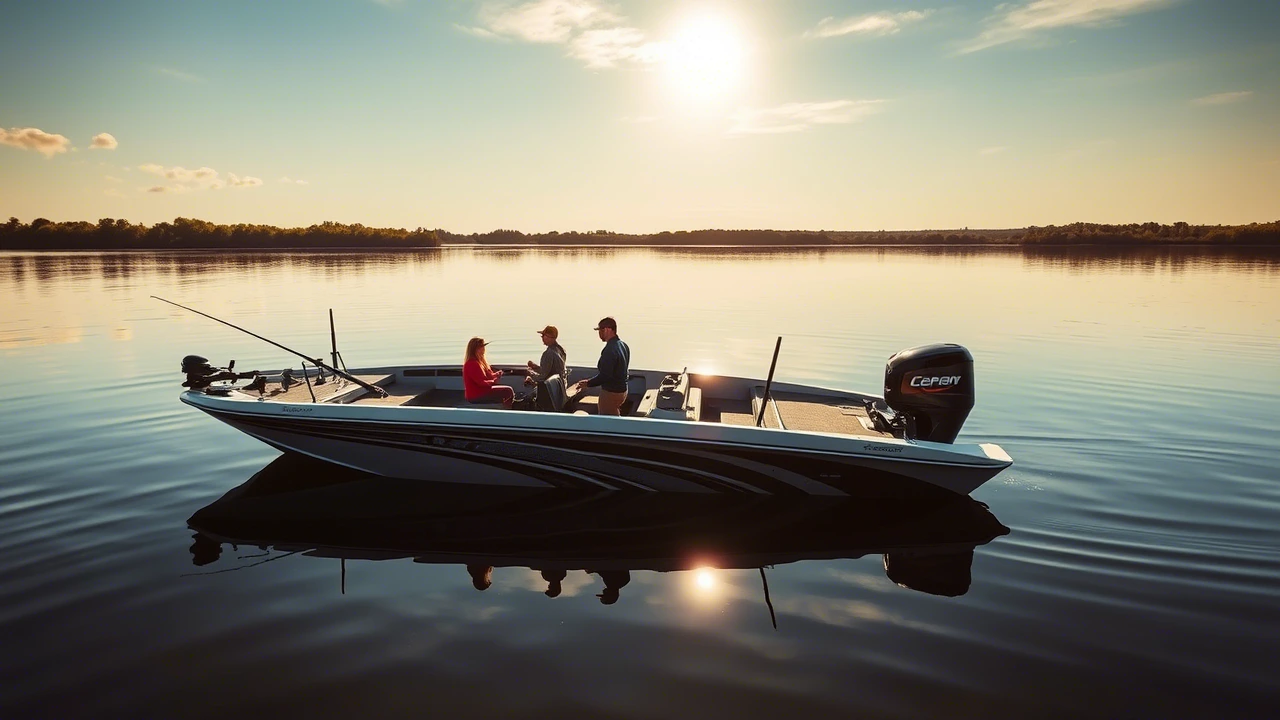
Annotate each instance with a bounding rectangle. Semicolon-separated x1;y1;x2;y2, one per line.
463;337;515;409
525;325;568;395
587;569;631;605
541;568;567;598
573;316;631;416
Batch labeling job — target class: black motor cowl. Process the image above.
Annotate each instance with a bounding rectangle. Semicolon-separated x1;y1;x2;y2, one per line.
884;344;975;444
181;354;254;391
182;354;214;375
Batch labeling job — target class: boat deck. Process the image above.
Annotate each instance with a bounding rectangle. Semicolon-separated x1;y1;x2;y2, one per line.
234;375;892;439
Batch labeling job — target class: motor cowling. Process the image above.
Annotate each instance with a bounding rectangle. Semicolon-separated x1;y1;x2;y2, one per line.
181;354;255;391
883;343;975;444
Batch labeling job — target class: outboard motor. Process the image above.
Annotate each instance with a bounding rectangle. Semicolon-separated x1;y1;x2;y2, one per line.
881;343;975;444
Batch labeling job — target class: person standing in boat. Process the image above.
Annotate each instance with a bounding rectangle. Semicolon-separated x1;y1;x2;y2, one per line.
574;316;630;416
463;337;515;409
525;324;568;396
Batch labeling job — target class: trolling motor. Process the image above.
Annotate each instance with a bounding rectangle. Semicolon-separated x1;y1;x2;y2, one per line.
156;297;388;399
181;355;260;393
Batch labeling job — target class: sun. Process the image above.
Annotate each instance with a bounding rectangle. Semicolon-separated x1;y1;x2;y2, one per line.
660;10;750;102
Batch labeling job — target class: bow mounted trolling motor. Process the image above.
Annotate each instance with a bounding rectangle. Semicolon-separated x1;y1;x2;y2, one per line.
181;354;260;393
868;344;975;443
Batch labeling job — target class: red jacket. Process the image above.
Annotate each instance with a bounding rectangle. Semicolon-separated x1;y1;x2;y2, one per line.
463;359;500;400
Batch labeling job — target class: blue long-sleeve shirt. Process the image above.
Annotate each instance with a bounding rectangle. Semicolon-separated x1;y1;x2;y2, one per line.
586;336;630;393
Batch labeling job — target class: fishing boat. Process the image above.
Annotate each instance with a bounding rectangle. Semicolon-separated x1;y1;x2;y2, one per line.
163;298;1012;498
188;455;1012;599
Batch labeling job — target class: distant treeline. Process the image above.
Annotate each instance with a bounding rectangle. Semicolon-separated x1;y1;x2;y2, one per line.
2;217;1277;250
0;217;441;250
445;222;1279;247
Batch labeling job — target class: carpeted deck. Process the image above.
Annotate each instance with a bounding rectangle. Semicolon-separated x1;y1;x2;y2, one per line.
241;374;394;403
770;392;887;437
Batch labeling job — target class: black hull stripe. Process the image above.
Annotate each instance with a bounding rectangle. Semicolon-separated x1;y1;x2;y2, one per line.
230;418;629;491
223;414;766;493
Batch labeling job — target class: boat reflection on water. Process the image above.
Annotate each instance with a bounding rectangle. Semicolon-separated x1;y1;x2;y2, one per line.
188;454;1010;605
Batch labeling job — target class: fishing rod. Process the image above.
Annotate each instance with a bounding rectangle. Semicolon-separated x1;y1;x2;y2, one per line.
152;296;387;398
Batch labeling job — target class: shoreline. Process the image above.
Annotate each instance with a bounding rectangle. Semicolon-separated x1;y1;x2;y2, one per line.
4;242;1280;254
3;218;1277;251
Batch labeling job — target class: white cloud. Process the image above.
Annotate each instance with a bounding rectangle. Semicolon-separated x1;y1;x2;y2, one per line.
279;177;310;185
90;133;118;150
728;99;885;135
455;24;503;39
104;175;124;183
807;11;930;39
568;27;665;68
138;163;260;192
0;126;71;157
163;166;219;182
478;0;618;44
466;0;664;70
960;0;1176;54
1192;90;1253;106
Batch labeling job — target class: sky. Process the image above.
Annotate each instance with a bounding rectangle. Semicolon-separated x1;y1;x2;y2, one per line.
1;0;1277;233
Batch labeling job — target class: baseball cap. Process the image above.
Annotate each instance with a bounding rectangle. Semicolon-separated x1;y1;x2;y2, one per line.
537;325;559;339
594;316;617;331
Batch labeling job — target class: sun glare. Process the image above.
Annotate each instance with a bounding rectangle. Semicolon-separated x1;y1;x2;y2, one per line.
661;11;750;102
695;568;716;590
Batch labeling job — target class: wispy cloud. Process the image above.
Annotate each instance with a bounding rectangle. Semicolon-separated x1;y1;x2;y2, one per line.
464;0;661;70
1192;90;1253;106
471;0;618;44
90;133;119;150
569;27;664;68
138;163;262;192
104;175;124;183
141;164;219;182
278;176;310;185
806;10;930;39
454;23;502;39
0;126;71;157
155;67;204;83
960;0;1176;54
728;100;885;136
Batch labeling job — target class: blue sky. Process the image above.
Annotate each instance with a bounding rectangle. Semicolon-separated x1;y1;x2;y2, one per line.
1;0;1276;232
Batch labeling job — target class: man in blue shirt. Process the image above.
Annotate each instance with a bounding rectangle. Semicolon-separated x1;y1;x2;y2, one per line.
574;316;631;416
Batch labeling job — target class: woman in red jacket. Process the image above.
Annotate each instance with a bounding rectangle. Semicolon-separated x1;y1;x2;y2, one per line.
463;337;515;408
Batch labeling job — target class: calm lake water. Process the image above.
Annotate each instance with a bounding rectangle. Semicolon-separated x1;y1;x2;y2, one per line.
2;247;1278;718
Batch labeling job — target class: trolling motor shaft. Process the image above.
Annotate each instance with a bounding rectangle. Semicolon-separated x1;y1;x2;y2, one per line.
181;355;259;391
